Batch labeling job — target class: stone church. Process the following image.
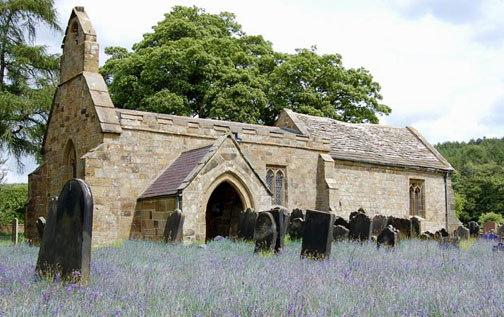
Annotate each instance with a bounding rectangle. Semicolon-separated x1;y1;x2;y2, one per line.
25;7;460;245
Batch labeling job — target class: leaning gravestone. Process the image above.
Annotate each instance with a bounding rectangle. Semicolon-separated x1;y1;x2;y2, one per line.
254;212;277;253
468;221;480;237
288;209;305;240
333;225;349;241
387;217;412;239
35;217;46;240
483;221;497;234
454;225;470;240
36;180;93;284
349;213;372;241
372;215;388;236
334;217;349;229
377;225;399;248
269;207;289;253
237;208;257;241
12;218;18;245
164;209;184;243
301;210;335;259
410;216;421;238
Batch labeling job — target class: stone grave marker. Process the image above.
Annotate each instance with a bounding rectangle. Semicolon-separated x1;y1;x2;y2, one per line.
12;218;18;245
333;225;349;241
387;217;412;239
301;209;335;259
498;226;504;239
349;213;372;241
334;217;349;229
372;215;388;236
468;221;480;237
164;209;184;243
254;212;277;253
434;228;449;240
377;225;399;248
36;217;46;240
410;216;421;238
269;207;289;253
288;208;304;240
237;208;257;241
483;221;497;234
36;180;93;284
419;232;432;240
454;226;470;240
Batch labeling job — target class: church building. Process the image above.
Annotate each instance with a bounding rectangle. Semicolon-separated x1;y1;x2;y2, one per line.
25;7;460;245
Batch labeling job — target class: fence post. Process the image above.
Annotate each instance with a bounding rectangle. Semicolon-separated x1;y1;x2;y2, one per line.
12;218;18;245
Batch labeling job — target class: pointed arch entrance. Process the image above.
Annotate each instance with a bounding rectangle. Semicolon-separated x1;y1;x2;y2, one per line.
204;173;254;241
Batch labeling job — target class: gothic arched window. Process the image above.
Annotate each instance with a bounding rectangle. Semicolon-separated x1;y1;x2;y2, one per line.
266;166;286;206
64;140;77;181
409;180;425;217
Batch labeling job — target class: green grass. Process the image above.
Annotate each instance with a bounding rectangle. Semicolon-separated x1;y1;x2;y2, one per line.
0;232;24;246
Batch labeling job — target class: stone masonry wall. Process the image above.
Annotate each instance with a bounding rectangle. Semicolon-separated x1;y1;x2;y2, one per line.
135;197;177;240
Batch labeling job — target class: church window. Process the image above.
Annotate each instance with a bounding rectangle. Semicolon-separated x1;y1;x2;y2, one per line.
266;166;286;206
64;140;77;181
409;179;425;217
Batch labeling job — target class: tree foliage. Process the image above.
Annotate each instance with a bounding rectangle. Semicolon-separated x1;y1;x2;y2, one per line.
0;0;60;169
101;6;390;125
435;137;504;224
0;183;27;226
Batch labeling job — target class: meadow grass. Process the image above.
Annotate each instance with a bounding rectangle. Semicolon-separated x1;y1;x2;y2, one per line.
1;238;504;316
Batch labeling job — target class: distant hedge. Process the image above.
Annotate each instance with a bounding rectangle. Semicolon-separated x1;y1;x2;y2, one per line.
0;184;28;226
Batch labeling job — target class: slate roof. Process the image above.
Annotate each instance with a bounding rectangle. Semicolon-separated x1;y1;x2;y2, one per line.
139;145;212;199
294;112;452;171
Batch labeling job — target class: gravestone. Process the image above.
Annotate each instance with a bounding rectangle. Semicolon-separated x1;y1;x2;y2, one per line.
468;221;480;237
237;208;257;241
387;217;412;239
377;225;399;248
164;209;184;243
334;217;349;229
333;225;349;241
12;218;18;245
498;226;504;239
301;210;335;259
269;207;289;253
254;212;277;253
483;221;497;234
372;215;388;236
410;217;421;238
288;208;305;240
36;217;46;240
349;213;372;241
454;226;470;240
36;179;93;284
434;228;449;240
419;232;433;240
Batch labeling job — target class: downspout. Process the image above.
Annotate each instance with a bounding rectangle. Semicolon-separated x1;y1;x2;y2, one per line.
444;172;449;231
176;190;182;211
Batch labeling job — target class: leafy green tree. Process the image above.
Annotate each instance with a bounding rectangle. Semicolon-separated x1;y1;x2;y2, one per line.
0;0;61;169
101;6;390;125
0;183;27;226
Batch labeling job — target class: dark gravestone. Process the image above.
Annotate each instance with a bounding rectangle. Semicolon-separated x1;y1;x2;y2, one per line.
164;209;184;243
301;210;335;259
454;226;470;240
237;208;258;241
377;225;399;248
288;208;305;240
468;221;480;237
269;207;289;253
333;225;349;241
334;217;349;229
254;212;277;253
410;217;421;238
419;231;435;240
434;228;449;240
349;211;360;221
35;217;46;240
36;180;93;284
387;217;412;239
372;215;388;236
349;213;372;241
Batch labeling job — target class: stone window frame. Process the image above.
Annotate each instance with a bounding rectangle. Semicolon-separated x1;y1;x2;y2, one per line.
266;165;287;206
409;179;425;217
63;139;77;181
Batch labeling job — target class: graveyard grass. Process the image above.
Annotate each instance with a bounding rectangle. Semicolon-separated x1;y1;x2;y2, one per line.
1;239;504;315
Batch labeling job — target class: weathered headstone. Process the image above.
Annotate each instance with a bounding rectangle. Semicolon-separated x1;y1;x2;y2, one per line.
334;216;349;229
483;221;497;234
301;210;335;259
164;209;184;243
36;179;93;284
410;216;421;238
454;225;470;240
434;228;449;240
12;218;18;245
349;211;360;221
35;217;46;240
349;213;372;241
468;221;480;237
288;208;305;240
377;225;399;248
333;225;349;241
419;231;433;240
269;207;289;252
372;215;388;236
237;208;257;241
498;226;504;239
387;217;412;239
254;212;277;253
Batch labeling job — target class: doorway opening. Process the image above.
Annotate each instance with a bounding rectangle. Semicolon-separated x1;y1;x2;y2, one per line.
205;182;244;241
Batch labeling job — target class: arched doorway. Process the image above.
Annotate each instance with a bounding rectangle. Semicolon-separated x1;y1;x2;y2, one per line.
205;182;244;241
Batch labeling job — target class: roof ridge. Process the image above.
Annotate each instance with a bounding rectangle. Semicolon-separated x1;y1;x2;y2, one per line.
293;111;406;130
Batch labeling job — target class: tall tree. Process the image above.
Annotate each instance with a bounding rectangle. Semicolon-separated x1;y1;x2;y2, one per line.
0;0;60;169
102;6;390;125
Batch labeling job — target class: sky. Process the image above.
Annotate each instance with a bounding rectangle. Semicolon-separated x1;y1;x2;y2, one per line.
4;0;504;183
